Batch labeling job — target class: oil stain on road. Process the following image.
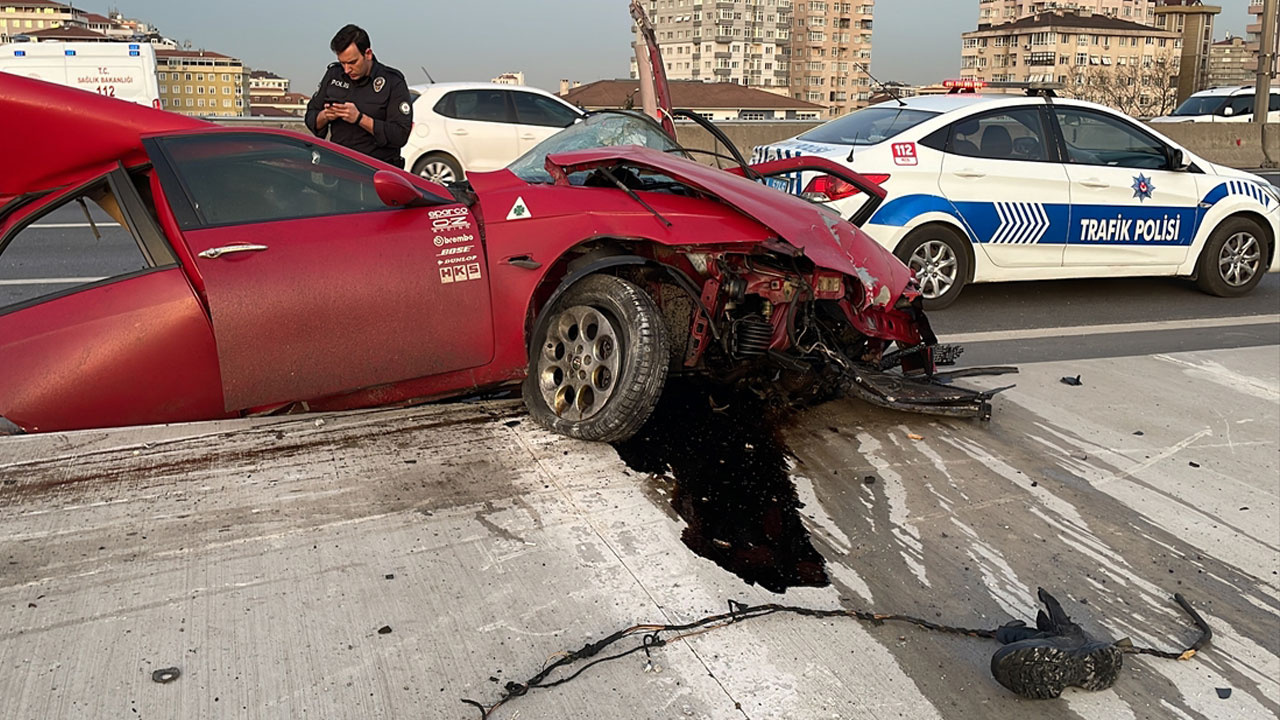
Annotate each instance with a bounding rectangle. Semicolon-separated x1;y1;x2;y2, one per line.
613;378;829;593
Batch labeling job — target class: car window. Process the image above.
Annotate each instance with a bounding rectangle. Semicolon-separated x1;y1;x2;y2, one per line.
1271;95;1280;112
0;172;167;311
1053;108;1168;170
512;92;580;128
1171;95;1227;116
157;135;385;228
434;89;514;123
948;108;1049;162
798;106;938;146
1226;95;1255;116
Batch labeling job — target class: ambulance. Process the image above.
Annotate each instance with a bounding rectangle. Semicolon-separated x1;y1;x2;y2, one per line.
0;40;160;109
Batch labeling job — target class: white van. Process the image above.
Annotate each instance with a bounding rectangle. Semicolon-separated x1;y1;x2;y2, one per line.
0;40;160;108
1150;85;1280;124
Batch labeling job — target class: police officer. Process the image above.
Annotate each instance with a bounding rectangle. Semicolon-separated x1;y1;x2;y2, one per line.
305;24;412;168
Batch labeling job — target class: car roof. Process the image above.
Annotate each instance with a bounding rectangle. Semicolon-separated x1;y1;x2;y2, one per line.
1187;85;1277;98
407;81;559;96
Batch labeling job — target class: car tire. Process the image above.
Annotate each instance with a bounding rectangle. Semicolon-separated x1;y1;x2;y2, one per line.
523;274;670;443
413;153;463;185
1195;217;1269;297
896;226;970;310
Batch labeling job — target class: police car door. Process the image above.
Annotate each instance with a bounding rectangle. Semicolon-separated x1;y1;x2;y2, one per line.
1051;107;1196;268
936;106;1068;268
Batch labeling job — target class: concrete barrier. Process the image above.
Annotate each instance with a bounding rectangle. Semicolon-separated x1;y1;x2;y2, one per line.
212;116;1280;170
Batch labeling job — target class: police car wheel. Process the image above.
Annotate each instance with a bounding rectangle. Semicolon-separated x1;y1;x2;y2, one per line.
896;227;969;310
1196;217;1268;297
413;153;462;186
523;274;670;443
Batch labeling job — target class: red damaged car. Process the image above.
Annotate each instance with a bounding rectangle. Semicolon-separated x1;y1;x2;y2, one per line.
0;74;1003;440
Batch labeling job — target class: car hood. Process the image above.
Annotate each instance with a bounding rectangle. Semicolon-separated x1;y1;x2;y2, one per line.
0;73;210;201
544;144;913;307
1201;161;1273;185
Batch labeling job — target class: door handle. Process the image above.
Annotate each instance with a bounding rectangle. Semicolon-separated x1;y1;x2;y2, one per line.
1079;178;1110;189
953;169;986;179
519;133;537;140
198;244;269;259
452;129;469;136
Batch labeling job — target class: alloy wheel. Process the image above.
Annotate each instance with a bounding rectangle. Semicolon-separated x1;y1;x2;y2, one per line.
908;239;959;300
419;161;457;185
1218;231;1261;287
536;305;623;422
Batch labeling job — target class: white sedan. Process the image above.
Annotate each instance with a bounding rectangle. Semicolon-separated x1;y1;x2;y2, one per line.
755;88;1280;307
404;82;583;184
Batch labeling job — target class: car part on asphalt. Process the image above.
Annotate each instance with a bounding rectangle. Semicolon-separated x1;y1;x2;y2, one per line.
1061;375;1083;386
461;590;1212;718
991;588;1123;698
151;667;181;684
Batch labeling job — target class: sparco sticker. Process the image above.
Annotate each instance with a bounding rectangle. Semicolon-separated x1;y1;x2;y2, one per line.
892;142;918;166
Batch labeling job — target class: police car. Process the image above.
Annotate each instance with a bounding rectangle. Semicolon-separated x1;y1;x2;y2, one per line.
754;81;1280;307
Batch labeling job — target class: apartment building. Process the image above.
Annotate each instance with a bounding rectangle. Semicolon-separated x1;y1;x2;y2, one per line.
977;0;1155;27
789;1;874;116
960;10;1181;116
1207;34;1255;87
1247;0;1279;81
156;49;248;117
0;0;77;42
632;0;794;89
1153;1;1219;101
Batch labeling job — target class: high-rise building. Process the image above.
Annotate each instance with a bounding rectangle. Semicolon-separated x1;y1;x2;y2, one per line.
960;9;1181;116
156;49;249;117
977;0;1155;28
635;0;874;117
1247;0;1279;82
1153;1;1220;101
1207;34;1255;87
789;1;875;116
634;0;794;89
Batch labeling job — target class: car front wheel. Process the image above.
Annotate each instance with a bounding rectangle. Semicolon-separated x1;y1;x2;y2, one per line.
896;226;970;309
523;274;670;442
1196;217;1269;297
413;153;463;185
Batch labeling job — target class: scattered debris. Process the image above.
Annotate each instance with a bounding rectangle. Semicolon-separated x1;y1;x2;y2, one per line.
1071;452;1088;461
151;667;181;684
908;433;924;441
864;475;877;485
1216;688;1232;699
377;626;393;635
503;420;521;428
314;418;325;428
1133;431;1145;436
463;591;1213;718
1189;462;1201;468
1060;375;1083;387
385;574;395;580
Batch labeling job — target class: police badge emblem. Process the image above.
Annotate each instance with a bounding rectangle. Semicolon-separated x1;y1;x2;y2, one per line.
400;101;411;115
373;77;385;93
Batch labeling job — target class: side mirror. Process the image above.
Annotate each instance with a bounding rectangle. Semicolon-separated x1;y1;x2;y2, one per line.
1221;106;1235;117
373;170;428;208
1169;147;1190;171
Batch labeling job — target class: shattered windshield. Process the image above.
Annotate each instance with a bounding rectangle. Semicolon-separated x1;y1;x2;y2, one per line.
508;112;686;184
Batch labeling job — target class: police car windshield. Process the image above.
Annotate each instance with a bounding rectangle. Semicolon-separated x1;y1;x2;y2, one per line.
798;107;939;146
508;112;685;184
1171;96;1230;116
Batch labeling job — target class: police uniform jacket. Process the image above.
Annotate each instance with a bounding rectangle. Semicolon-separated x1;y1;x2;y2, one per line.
305;57;413;167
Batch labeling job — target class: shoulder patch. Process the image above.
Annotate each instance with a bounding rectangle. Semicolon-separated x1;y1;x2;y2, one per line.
400;101;411;115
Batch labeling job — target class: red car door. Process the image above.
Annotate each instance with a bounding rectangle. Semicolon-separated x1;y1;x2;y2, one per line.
144;132;494;412
0;167;225;433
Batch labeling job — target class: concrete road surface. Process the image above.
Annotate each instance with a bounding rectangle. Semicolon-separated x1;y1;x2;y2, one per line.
1;346;1277;720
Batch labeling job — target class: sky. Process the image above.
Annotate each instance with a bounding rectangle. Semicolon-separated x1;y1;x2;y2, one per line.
104;0;1258;93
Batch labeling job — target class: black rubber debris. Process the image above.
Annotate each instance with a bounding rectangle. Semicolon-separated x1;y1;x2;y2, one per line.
378;625;393;635
1216;688;1232;699
1060;375;1083;387
1133;430;1145;436
151;667;181;684
864;475;877;485
385;574;395;580
1189;461;1201;468
503;420;521;428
